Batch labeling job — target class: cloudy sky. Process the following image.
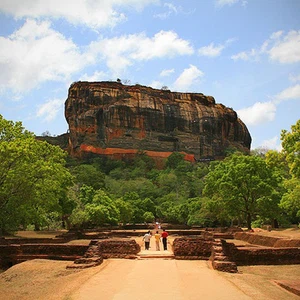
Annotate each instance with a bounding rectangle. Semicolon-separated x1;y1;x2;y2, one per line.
0;0;299;150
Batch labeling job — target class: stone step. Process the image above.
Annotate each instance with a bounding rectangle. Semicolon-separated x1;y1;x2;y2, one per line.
66;261;101;269
138;254;174;259
137;255;174;259
212;260;238;273
74;256;103;264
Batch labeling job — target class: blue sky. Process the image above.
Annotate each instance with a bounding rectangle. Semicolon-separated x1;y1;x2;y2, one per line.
0;0;299;150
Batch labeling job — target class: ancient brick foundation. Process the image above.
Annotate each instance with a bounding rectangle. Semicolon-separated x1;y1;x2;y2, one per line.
0;244;88;269
234;232;300;247
172;237;213;260
96;239;141;259
0;237;67;245
67;239;140;268
222;240;300;265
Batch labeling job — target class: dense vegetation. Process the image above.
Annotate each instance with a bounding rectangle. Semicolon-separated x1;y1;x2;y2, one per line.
0;114;299;234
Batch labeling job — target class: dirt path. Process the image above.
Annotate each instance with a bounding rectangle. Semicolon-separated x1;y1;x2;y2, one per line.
71;259;252;300
71;235;299;300
72;236;251;299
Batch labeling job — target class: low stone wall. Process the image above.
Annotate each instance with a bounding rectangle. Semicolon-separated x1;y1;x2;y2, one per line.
204;227;243;233
0;238;67;245
222;240;300;265
0;239;140;269
234;232;300;247
0;244;88;269
96;239;140;259
173;237;213;260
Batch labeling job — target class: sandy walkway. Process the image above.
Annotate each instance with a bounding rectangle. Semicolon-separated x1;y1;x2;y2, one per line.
71;234;248;300
72;259;251;300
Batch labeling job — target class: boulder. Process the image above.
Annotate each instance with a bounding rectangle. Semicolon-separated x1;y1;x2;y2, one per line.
65;81;251;162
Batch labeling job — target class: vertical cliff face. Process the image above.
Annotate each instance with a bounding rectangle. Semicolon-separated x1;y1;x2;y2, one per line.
65;81;251;161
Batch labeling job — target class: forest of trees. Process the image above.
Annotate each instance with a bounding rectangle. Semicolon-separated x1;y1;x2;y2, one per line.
0;114;299;234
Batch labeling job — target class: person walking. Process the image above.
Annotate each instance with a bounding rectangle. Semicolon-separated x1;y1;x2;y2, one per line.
154;231;161;251
142;230;152;250
161;229;169;250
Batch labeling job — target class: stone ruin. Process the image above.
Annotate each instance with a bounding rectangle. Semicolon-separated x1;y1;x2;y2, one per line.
1;228;300;273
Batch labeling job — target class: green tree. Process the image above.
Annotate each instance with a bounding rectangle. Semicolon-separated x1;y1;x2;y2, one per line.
143;211;155;223
281;119;300;179
0;114;32;141
71;164;105;190
86;190;120;226
115;198;134;225
280;178;300;221
157;171;178;195
79;185;95;205
165;152;185;169
276;120;300;223
186;197;221;227
203;153;281;229
0;116;73;234
105;177;158;199
69;208;89;228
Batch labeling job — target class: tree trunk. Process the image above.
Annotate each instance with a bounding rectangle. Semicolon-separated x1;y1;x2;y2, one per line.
246;213;252;230
237;217;241;227
272;219;279;228
34;223;40;231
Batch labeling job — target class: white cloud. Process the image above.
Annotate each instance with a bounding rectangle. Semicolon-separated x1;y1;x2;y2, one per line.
0;0;158;30
80;71;109;82
270;30;284;40
150;80;163;89
172;65;204;91
215;0;247;7
237;101;276;126
160;68;174;77
0;19;87;93
198;43;225;57
89;30;194;74
199;38;235;57
260;136;282;151
231;30;300;63
238;83;300;127
154;2;180;19
231;51;250;61
231;49;258;61
274;84;300;103
130;30;194;60
289;74;300;82
0;20;193;94
215;0;239;6
36;98;64;122
268;30;300;63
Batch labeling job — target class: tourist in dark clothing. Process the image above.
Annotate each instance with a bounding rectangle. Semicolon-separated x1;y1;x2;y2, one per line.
161;229;169;250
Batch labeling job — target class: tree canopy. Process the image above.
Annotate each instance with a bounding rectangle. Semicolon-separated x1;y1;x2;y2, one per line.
279;120;300;220
0;115;72;234
203;153;282;229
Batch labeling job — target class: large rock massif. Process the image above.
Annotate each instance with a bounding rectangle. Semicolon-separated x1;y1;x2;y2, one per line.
65;81;251;162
